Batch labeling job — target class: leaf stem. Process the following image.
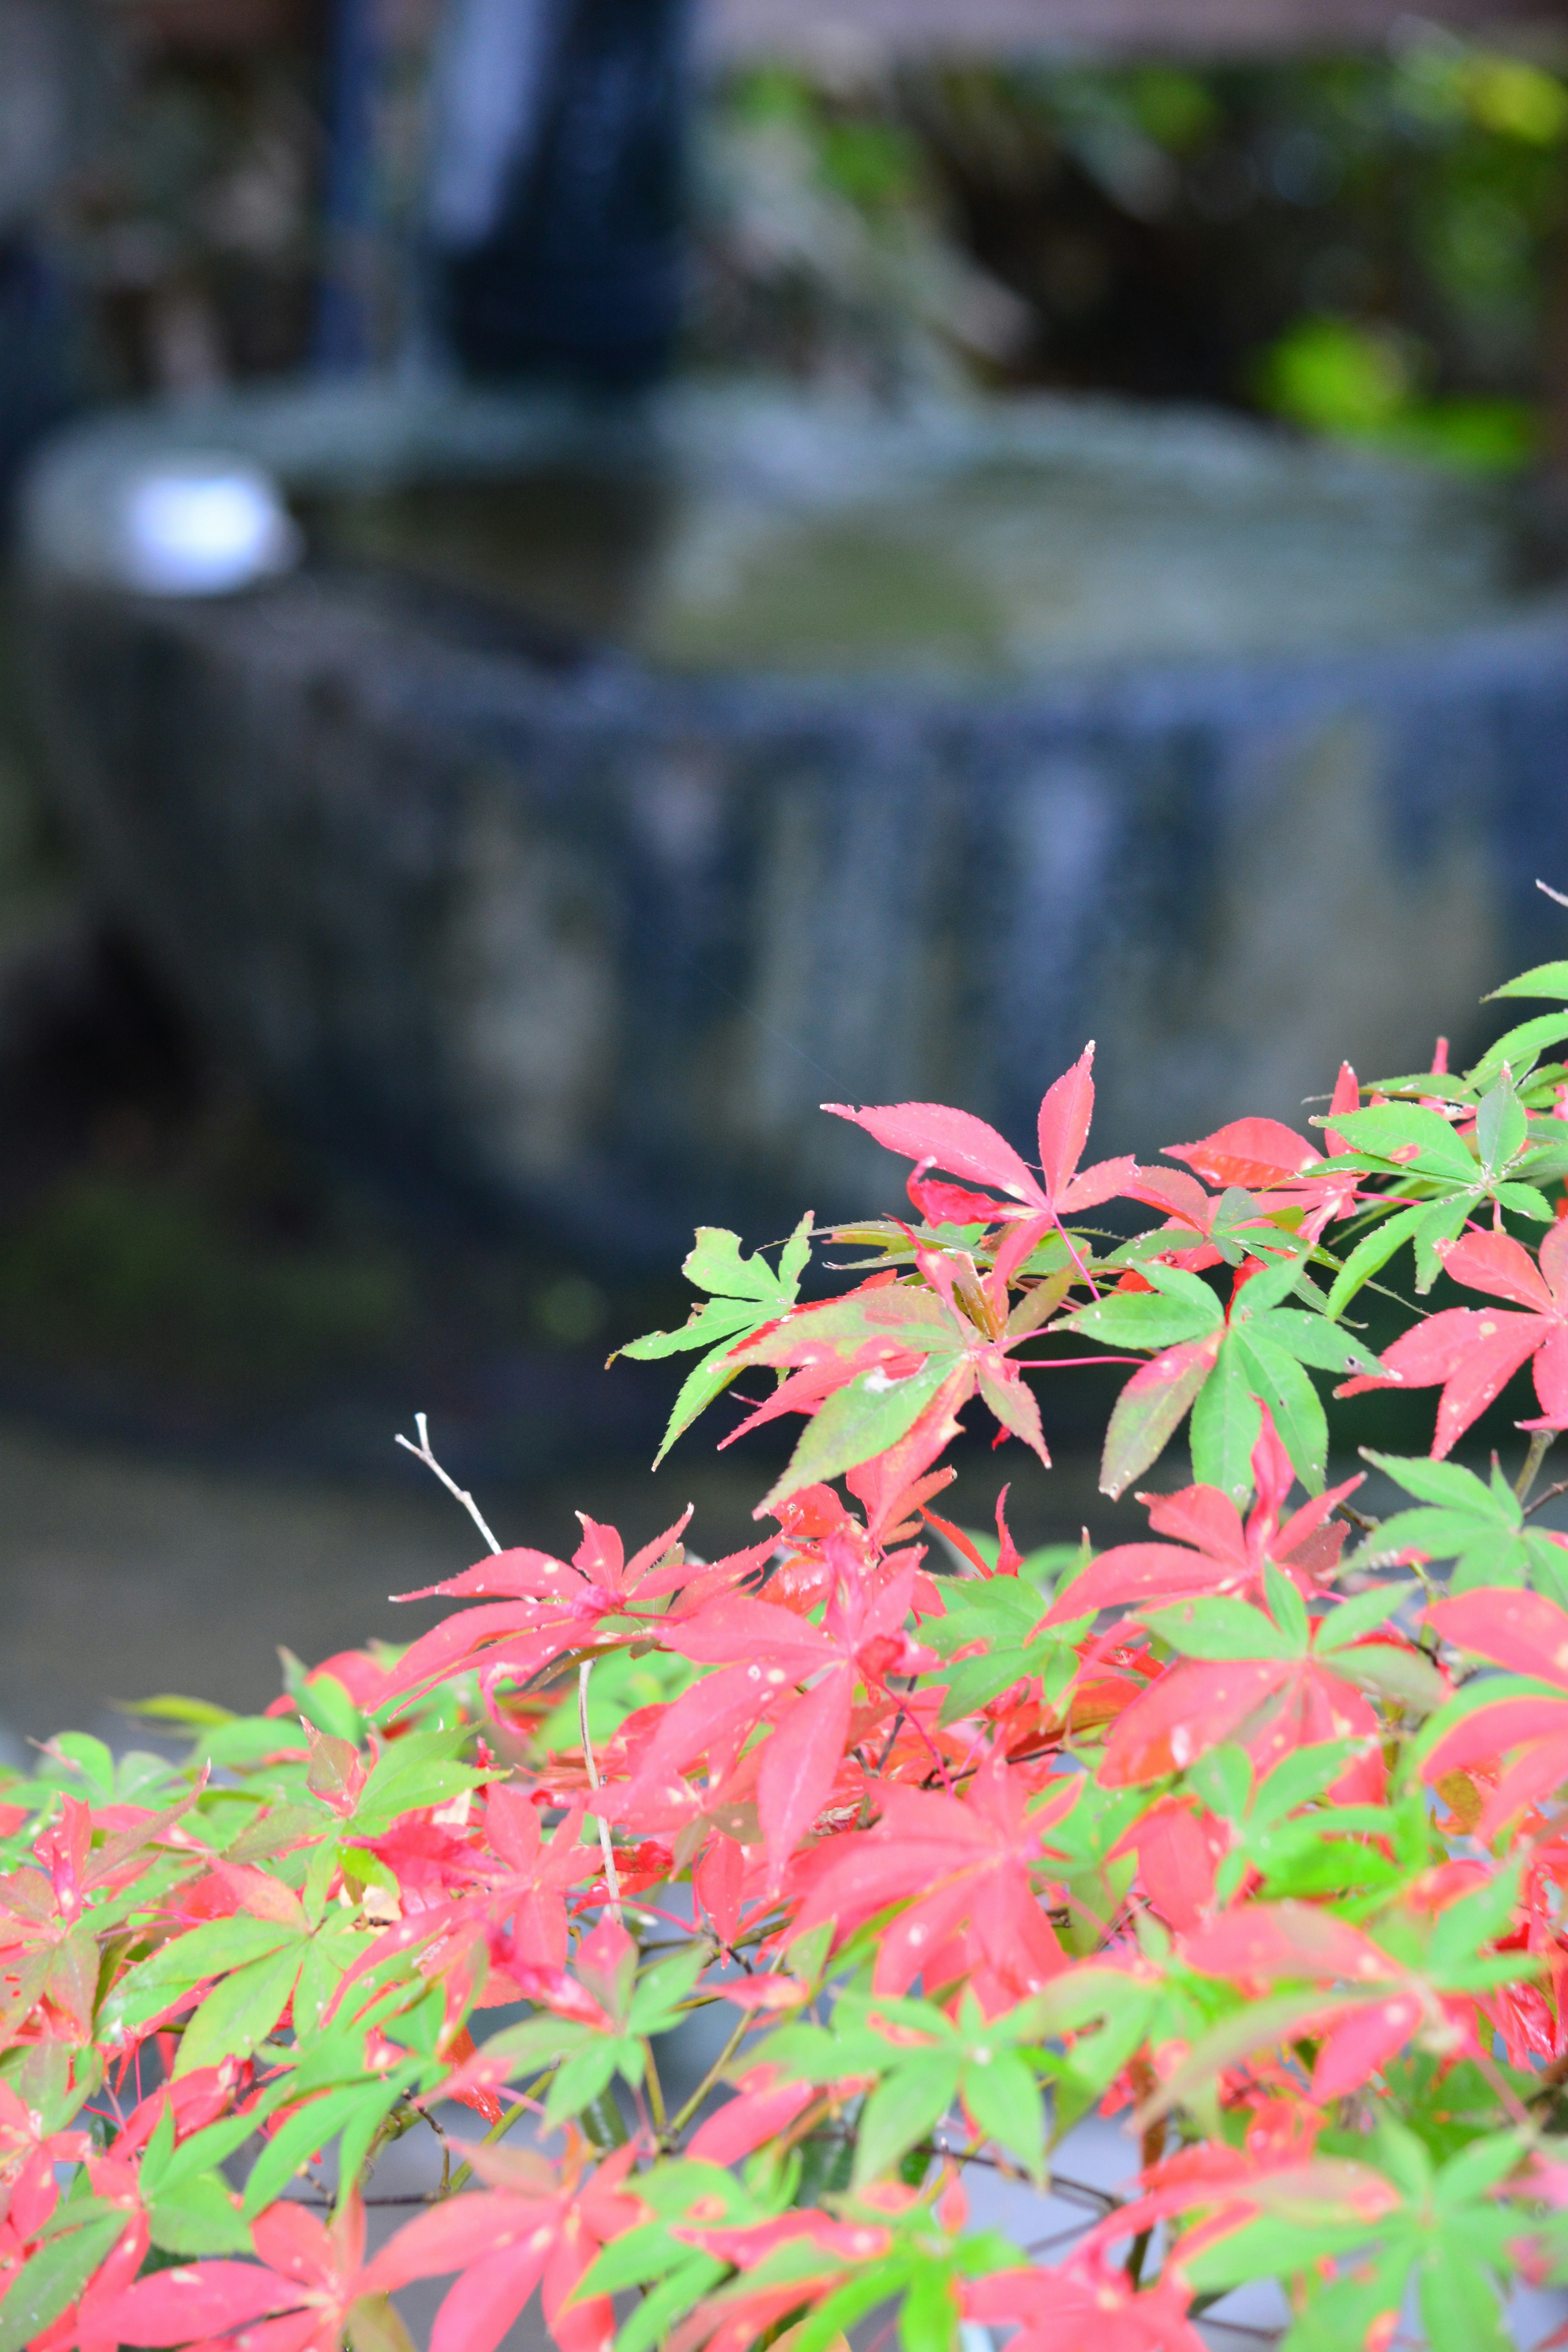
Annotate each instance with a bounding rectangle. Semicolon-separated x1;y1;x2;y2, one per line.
440;2082;540;2196
1516;1429;1556;1507
579;1658;623;1921
1525;1477;1568;1519
665;2008;754;2141
642;2040;668;2134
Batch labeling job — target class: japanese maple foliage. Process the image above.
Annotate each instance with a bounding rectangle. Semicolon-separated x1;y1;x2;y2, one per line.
16;960;1568;2352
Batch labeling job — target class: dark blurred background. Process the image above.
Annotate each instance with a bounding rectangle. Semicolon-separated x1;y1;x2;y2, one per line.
2;0;1568;1746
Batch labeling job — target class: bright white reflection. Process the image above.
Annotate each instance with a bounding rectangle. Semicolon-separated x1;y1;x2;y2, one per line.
118;464;300;597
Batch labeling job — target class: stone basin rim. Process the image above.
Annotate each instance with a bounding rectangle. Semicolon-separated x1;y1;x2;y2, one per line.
134;557;1562;730
16;373;1544;692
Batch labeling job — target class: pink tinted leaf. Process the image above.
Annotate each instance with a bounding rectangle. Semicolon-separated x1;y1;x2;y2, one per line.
1426;1588;1568;1687
1098;1655;1290;1783
976;1367;1050;1465
571;1517;626;1588
1427;1321;1543;1456
1274;1473;1363;1568
790;1841;950;1940
1180;1901;1391;1986
1164;1119;1320;1191
1541;1214;1568;1300
379;1601;541;1697
430;2238;556;2352
1037;1047;1095;1201
364;2194;539;2295
1531;1324;1568;1423
251;2200;337;2287
1325;1062;1360;1159
664;1595;840;1672
618;1662;773;1799
1058;1154;1139;1214
1365;1307;1483;1385
1343;1304;1550;1457
1127;1166;1214;1227
860;1560;920;1646
990;1213;1054;1294
1113;1795;1223;1933
822;1101;1043;1206
97;2261;300;2343
394;1550;574;1604
1043;1543;1218;1625
1100;1334;1223;1499
708;1977;811;2012
482;1783;547;1872
1247;1402;1296;1532
1423;1699;1568;1779
878;1777;1012;1849
1143;1483;1247;1563
874;1873;978;1996
689;2076;817;2164
907;1173;1016;1227
1479;1739;1568;1836
619;1511;697;1592
757;1668;854;1884
1439;1230;1553;1312
1310;1994;1424;2100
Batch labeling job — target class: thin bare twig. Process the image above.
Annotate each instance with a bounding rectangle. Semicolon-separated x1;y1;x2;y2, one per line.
1021;2222;1097;2258
666;2008;754;2141
395;1412;503;1555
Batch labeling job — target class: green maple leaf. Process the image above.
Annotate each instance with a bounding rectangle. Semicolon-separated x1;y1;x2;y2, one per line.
613;1213;813;1464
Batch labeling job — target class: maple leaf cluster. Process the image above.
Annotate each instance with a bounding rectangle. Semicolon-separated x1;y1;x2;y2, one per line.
8;965;1568;2350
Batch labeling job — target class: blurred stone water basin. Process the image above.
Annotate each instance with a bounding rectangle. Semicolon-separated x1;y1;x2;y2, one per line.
17;378;1568;1264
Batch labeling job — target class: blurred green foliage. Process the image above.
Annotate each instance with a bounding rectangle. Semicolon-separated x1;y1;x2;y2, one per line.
1254;315;1536;468
702;28;1568;465
0;1174;411;1392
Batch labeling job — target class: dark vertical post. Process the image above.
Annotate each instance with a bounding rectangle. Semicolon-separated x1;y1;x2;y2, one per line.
431;0;693;390
314;0;381;370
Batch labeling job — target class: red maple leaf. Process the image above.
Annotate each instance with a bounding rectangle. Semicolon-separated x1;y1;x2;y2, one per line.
825;1043;1137;1242
786;1747;1076;1999
617;1560;936;1887
964;2253;1210;2352
1336;1221;1568;1457
98;2147;640;2352
1098;1635;1393;1791
1160;1061;1362;1243
381;1515;772;1706
1044;1405;1358;1624
1178;1898;1483;2100
1423;1586;1568;1834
